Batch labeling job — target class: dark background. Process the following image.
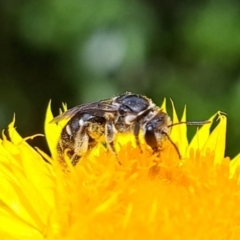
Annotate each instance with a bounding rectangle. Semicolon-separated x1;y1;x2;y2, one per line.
1;0;240;157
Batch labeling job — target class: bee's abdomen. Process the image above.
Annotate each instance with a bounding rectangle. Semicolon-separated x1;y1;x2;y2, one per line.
57;113;106;165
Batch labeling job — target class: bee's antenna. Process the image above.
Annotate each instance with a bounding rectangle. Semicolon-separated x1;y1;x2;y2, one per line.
161;132;182;159
168;120;211;128
163;120;210;159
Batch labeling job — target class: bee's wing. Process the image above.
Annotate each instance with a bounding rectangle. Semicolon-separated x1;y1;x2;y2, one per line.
50;99;118;123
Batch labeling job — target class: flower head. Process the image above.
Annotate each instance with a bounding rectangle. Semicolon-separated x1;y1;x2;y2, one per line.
0;101;240;239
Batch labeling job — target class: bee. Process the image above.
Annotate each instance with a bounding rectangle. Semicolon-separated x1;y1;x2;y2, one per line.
52;92;208;165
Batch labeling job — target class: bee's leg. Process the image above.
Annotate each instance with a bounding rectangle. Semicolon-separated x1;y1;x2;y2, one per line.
57;139;69;167
105;121;121;164
133;121;142;152
57;128;76;167
71;125;90;165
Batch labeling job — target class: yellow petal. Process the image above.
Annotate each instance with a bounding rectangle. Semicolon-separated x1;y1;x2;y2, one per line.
170;100;188;156
0;208;44;240
44;101;61;157
160;98;167;112
188;113;217;152
202;112;227;164
8;115;23;145
230;153;240;179
0;120;58;238
1;99;238;239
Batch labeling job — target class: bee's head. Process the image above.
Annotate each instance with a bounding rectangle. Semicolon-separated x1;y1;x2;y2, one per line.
144;111;172;151
143;111;210;156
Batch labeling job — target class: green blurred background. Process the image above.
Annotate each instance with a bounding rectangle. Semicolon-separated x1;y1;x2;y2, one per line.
1;0;240;157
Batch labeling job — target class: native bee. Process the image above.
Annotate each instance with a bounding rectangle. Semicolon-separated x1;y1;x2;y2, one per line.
52;92;207;165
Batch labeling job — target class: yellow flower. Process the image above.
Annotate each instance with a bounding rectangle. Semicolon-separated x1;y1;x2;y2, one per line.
0;101;240;239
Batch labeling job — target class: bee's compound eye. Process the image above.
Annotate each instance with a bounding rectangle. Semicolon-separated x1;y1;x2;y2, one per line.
154;116;164;123
117;95;150;113
144;123;158;149
146;116;164;129
151;112;168;126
